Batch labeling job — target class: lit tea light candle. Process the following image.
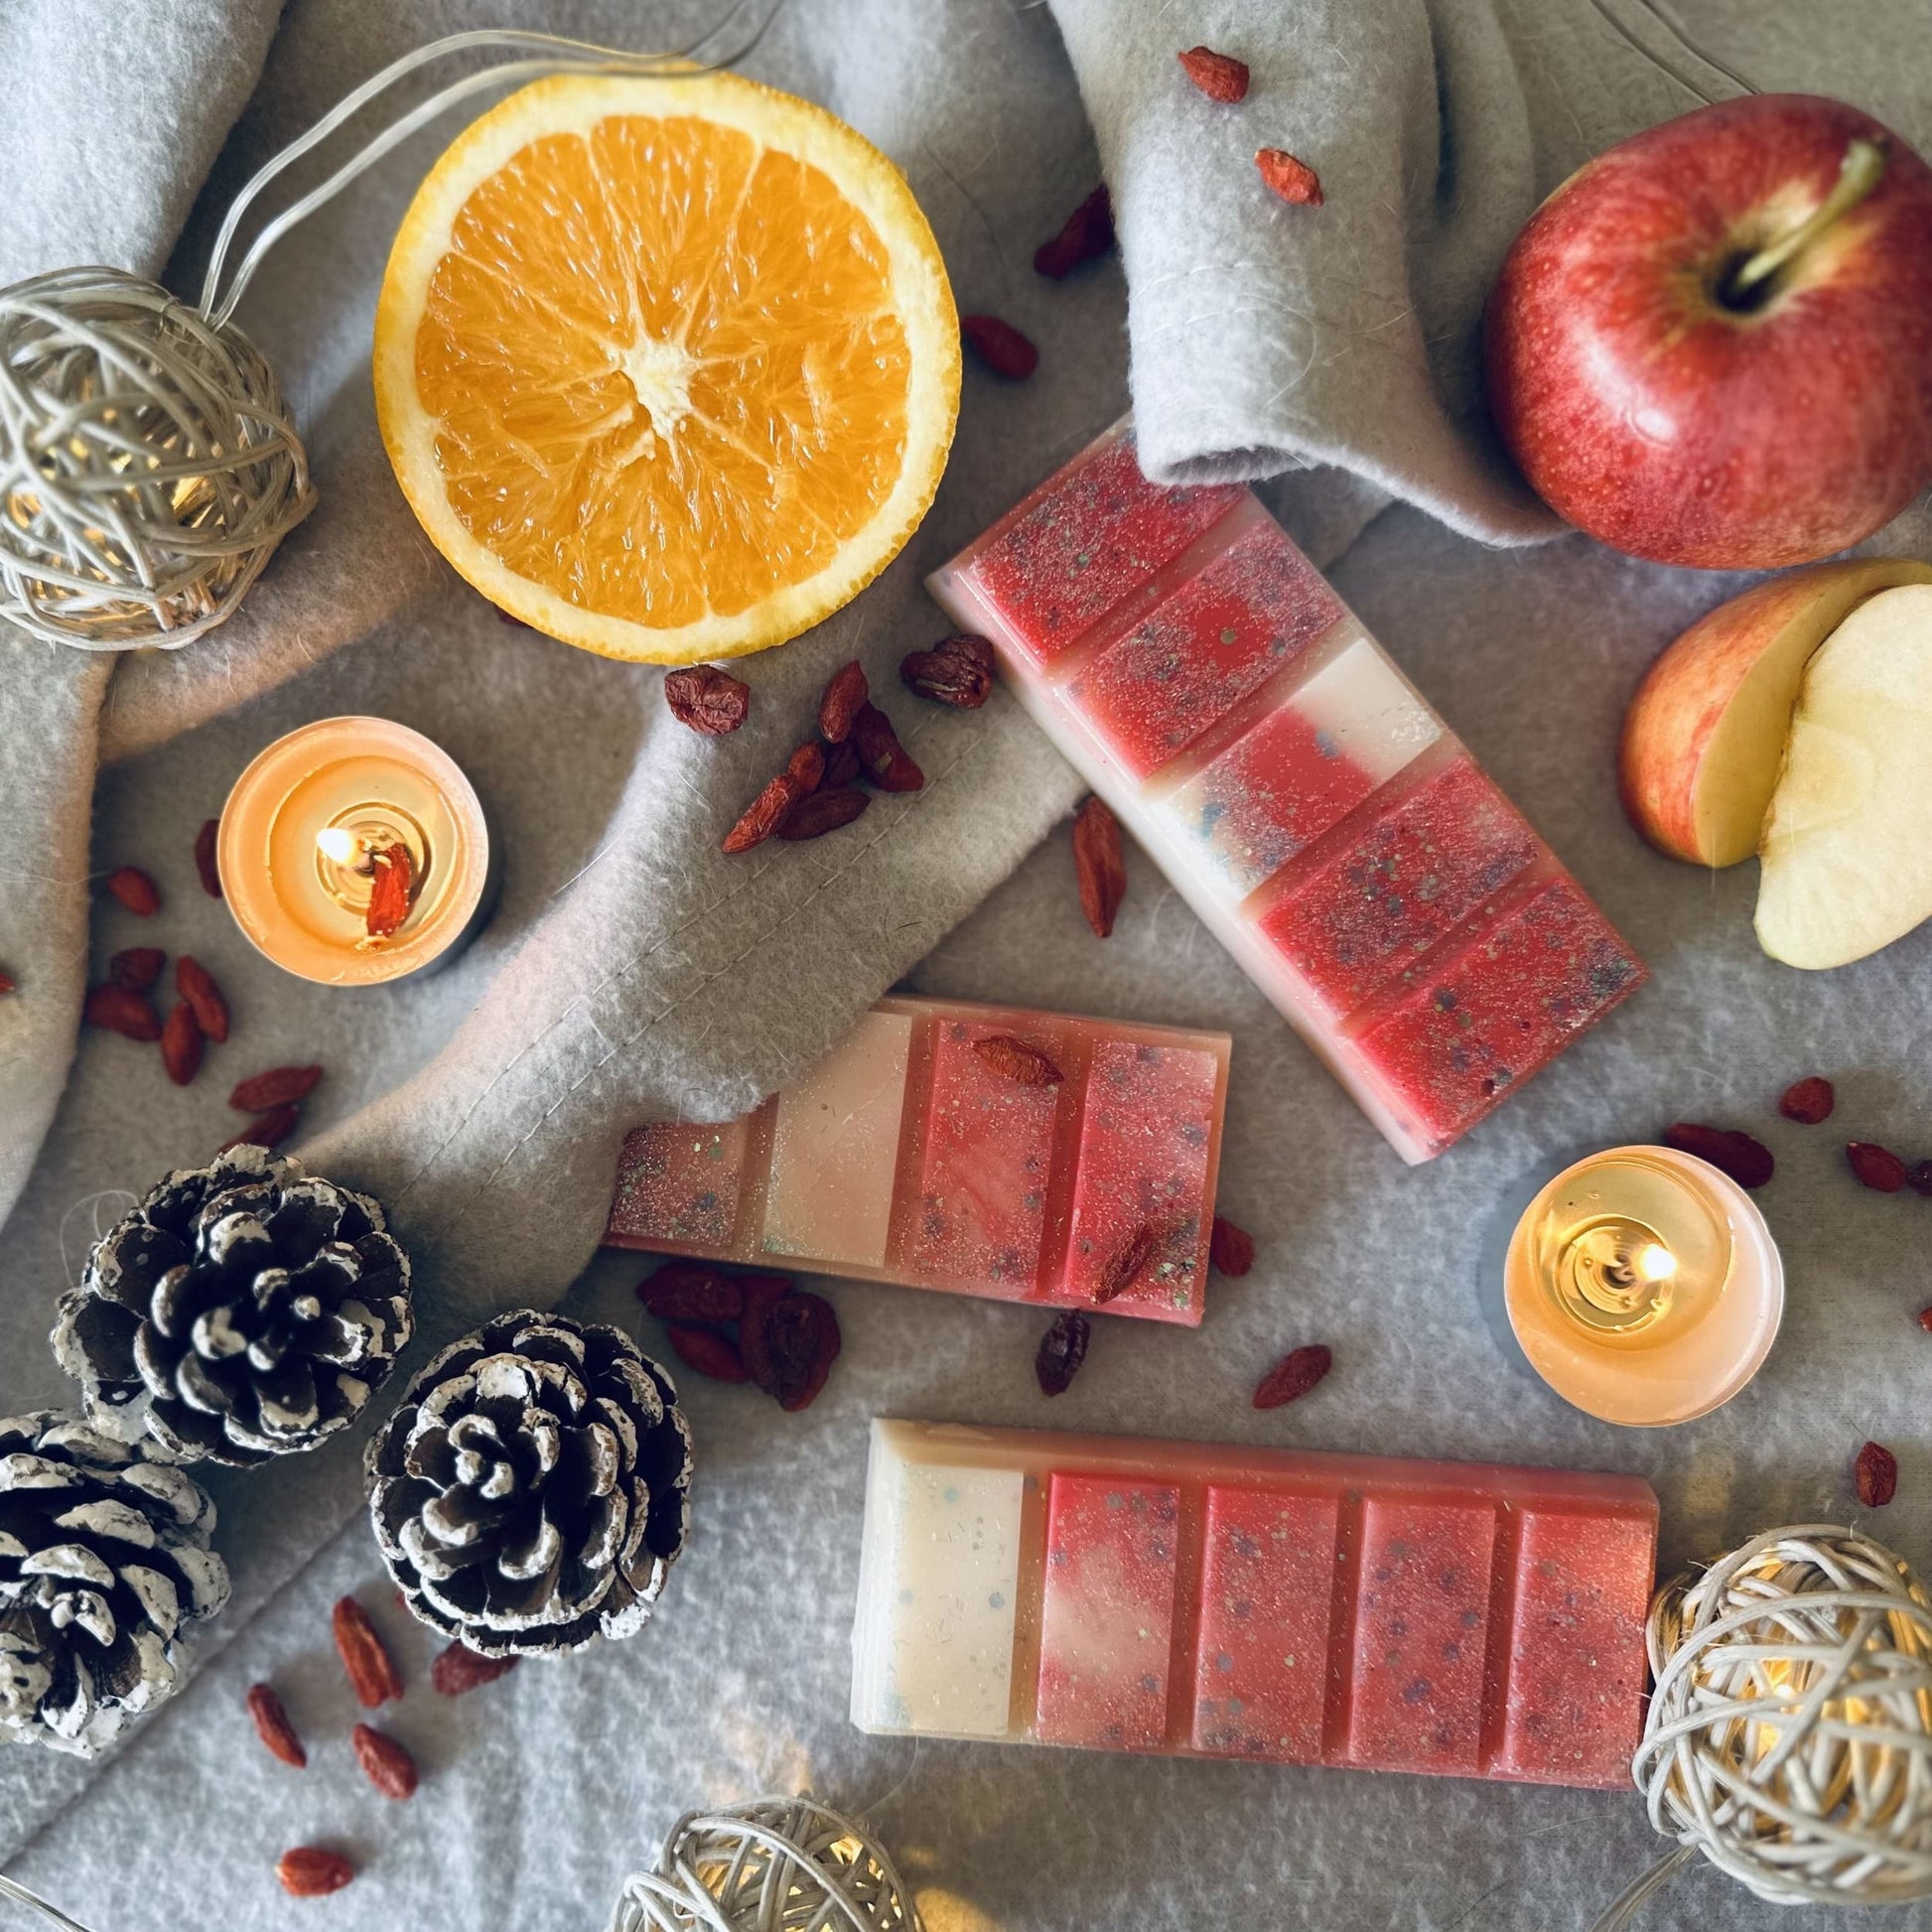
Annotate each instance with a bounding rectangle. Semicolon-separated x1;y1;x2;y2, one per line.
218;716;491;985
1504;1144;1784;1427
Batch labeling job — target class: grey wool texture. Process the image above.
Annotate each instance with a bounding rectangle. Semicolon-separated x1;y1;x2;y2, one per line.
6;2;1932;1928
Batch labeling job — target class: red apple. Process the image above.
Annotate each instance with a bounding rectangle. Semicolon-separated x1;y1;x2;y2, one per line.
1486;95;1932;570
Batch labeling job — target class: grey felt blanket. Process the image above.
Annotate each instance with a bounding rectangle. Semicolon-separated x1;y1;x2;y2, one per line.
6;2;1932;1927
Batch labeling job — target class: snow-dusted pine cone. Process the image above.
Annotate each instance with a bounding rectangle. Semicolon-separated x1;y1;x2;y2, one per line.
366;1311;692;1658
0;1412;229;1754
51;1145;413;1467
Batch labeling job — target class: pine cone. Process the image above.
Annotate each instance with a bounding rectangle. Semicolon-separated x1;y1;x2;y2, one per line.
51;1146;414;1467
367;1311;692;1658
0;1412;229;1753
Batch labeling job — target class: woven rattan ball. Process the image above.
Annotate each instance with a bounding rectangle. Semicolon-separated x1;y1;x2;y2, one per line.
1633;1523;1932;1909
610;1795;921;1932
0;265;314;650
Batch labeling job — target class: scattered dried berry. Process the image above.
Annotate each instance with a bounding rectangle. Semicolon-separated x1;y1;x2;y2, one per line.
663;664;751;735
664;1322;751;1384
351;1722;419;1800
1662;1123;1774;1190
900;634;995;709
1847;1142;1909;1193
638;1260;745;1323
1035;183;1115;278
365;842;414;939
723;771;805;855
194;817;222;898
823;740;862;788
431;1640;520;1696
1911;1161;1932;1198
1035;1309;1091;1396
332;1595;403;1708
82;983;161;1041
787;742;826;795
1254;1343;1332;1409
1857;1440;1898;1507
1178;45;1249;101
961;314;1038;379
230;1064;324;1111
1092;1219;1162;1306
277;1849;355;1897
160;1001;204;1087
108;947;165;991
972;1033;1063;1086
176;956;229;1043
1071;795;1126;938
777;785;871;840
1778;1075;1835;1125
851;703;924;791
0;972;14;996
102;866;159;915
1257;148;1322;206
742;1289;841;1411
217;1102;300;1154
245;1683;307;1768
1917;1306;1932;1333
819;660;870;743
1209;1215;1255;1278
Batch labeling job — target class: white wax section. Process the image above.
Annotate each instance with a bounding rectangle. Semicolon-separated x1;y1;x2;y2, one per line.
762;1009;911;1266
1291;634;1441;783
851;1428;1024;1738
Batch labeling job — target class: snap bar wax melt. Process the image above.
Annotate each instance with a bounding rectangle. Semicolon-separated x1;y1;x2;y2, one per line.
605;995;1230;1325
851;1419;1657;1790
926;423;1646;1162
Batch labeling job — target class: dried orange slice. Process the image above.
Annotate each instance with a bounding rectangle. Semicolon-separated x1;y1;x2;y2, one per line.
374;72;959;662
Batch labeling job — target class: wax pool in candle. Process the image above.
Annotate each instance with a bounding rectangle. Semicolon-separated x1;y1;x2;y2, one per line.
219;716;490;986
852;1420;1659;1788
1505;1144;1785;1426
927;425;1646;1163
605;995;1230;1324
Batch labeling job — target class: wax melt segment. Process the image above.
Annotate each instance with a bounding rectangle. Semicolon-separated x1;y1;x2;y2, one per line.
928;421;1646;1161
606;995;1231;1324
852;1420;1659;1789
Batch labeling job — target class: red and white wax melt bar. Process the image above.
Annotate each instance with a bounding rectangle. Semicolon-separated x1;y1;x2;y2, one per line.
926;422;1646;1163
851;1420;1658;1789
605;995;1230;1325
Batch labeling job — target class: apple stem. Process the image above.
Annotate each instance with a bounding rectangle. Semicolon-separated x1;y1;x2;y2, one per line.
1725;137;1889;305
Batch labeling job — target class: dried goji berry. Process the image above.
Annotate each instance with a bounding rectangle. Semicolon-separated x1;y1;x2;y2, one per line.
851;703;924;791
277;1849;354;1897
818;660;869;743
176;956;229;1043
972;1034;1063;1086
1035;1310;1090;1396
229;1064;323;1111
351;1722;419;1799
1256;148;1322;206
194;817;223;898
961;314;1038;379
1857;1440;1898;1507
1778;1075;1834;1125
663;664;751;735
637;1260;745;1323
431;1640;519;1696
160;1001;204;1087
332;1595;403;1707
246;1683;307;1768
364;843;414;938
1254;1344;1332;1409
723;771;804;855
1071;795;1126;938
742;1290;840;1411
1848;1142;1909;1192
1209;1215;1255;1278
1662;1123;1774;1189
823;740;862;789
900;635;995;709
1092;1220;1162;1306
83;983;161;1041
108;947;164;991
1178;45;1249;101
776;786;870;840
1035;184;1115;279
665;1322;751;1384
217;1102;299;1155
103;866;159;915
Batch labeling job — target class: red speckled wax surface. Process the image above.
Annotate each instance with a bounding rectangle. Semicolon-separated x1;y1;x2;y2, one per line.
1060;1040;1220;1313
1192;1485;1339;1760
606;1115;752;1248
965;432;1243;668
1035;1473;1181;1749
1259;755;1540;1018
853;1421;1660;1791
1355;875;1646;1147
908;1014;1067;1297
1068;516;1342;777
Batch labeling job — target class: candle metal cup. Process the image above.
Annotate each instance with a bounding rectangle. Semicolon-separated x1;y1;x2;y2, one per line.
219;716;491;986
1503;1144;1783;1427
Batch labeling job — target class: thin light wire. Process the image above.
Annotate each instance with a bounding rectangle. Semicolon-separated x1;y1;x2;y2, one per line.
1578;0;1755;105
0;1870;98;1932
201;8;788;327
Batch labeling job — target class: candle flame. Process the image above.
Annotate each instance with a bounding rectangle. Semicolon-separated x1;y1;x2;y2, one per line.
315;826;357;865
1636;1242;1678;1283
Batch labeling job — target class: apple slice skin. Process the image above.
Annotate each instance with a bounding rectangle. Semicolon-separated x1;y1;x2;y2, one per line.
1756;583;1932;968
1486;94;1932;570
1619;558;1932;865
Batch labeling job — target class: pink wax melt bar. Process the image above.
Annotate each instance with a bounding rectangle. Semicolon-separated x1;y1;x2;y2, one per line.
852;1420;1658;1790
928;421;1646;1162
605;995;1229;1324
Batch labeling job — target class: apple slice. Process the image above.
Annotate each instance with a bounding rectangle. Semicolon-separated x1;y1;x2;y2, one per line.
1756;583;1932;968
1620;558;1932;866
